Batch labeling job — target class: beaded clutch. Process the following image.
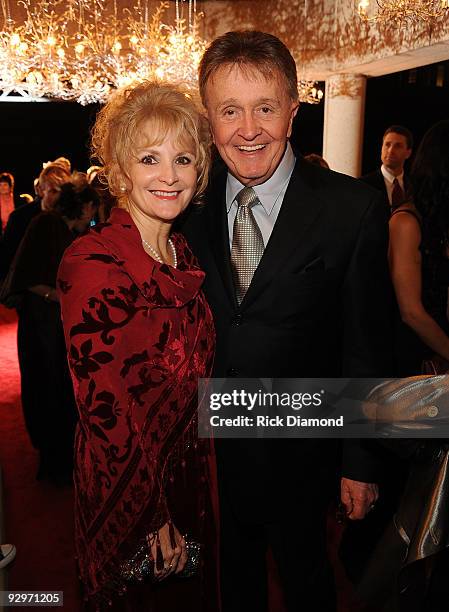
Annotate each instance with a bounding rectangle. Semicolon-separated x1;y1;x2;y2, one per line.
120;537;201;583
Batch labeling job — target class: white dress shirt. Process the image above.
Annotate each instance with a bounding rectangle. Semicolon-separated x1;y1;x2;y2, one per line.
226;143;296;248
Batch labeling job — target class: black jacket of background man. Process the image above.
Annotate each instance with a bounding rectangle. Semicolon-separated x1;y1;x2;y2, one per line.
0;198;41;279
360;168;410;211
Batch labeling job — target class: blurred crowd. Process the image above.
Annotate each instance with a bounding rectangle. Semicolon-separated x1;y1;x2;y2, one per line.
0;158;114;485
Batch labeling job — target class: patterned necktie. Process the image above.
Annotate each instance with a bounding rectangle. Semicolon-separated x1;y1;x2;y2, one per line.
230;186;265;304
391;177;404;208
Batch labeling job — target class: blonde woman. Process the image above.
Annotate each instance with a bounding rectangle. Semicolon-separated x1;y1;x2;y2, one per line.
58;82;218;610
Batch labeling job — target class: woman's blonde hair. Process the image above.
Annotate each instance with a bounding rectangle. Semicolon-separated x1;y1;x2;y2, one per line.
38;163;71;189
91;81;211;204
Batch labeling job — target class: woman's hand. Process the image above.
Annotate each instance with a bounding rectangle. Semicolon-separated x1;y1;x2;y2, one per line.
149;522;187;580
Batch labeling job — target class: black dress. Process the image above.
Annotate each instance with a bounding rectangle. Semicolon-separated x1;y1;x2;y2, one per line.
8;210;78;482
353;209;449;611
392;207;449;376
340;207;449;589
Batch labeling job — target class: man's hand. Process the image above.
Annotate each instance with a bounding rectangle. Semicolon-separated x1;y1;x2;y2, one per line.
340;477;379;520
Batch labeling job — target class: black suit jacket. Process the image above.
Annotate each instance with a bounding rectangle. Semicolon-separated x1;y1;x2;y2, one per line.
181;156;393;521
360;169;409;211
0;199;41;279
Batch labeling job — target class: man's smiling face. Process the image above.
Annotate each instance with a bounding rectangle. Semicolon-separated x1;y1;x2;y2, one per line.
204;64;299;186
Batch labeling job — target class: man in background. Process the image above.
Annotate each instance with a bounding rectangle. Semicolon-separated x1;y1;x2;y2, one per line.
361;125;413;210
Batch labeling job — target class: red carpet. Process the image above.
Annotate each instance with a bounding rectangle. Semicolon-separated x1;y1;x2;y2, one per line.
0;305;81;611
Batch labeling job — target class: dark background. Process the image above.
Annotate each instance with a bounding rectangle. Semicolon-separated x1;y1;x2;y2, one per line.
2;59;449;196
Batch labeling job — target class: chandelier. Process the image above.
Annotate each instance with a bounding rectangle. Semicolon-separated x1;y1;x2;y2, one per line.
0;0;324;105
298;81;324;104
0;0;208;104
357;0;449;24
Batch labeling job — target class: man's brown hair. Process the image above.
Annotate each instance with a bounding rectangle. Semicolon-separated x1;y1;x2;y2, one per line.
199;30;298;104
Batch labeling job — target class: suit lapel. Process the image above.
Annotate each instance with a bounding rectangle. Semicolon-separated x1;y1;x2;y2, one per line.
206;168;238;307
241;159;326;307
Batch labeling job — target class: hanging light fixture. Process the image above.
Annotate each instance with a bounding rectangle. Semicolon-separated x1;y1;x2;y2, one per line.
0;0;324;105
357;0;449;24
0;0;208;103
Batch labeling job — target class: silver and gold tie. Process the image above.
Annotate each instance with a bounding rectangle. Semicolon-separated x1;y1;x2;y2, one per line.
230;186;265;304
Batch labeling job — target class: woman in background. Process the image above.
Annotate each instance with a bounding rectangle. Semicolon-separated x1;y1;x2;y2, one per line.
6;174;98;484
357;120;449;612
390;120;449;375
0;172;19;234
58;81;218;610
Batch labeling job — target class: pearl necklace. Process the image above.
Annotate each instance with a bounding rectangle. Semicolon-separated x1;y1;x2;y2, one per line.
142;237;177;268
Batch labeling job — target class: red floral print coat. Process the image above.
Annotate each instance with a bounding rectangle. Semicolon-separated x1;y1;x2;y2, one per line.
57;207;216;607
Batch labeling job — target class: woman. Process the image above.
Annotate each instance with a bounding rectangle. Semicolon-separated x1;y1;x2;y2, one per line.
5;173;98;483
57;81;217;610
1;162;71;469
357;120;449;611
390;120;449;375
0;172;19;234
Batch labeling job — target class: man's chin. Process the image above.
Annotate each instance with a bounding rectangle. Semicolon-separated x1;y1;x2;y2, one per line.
229;166;273;186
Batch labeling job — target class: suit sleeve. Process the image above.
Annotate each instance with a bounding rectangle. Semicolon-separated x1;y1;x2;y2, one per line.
6;213;65;294
341;195;394;482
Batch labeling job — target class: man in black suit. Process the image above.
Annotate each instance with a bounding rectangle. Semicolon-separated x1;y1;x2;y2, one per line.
0;196;41;279
360;125;413;210
182;31;392;612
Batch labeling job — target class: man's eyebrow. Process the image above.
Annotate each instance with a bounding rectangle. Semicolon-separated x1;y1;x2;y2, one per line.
216;97;280;110
215;98;239;110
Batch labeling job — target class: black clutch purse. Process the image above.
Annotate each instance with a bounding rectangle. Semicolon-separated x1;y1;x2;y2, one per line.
120;537;201;583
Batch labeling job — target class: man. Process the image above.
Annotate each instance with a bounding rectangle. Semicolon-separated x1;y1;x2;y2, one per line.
361;125;413;210
0;158;71;279
0;184;41;279
181;31;392;612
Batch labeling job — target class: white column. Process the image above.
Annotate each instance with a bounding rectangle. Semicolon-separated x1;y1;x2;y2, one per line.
322;73;367;177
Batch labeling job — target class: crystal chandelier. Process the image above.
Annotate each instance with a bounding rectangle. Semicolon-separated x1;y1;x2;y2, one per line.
357;0;449;24
299;81;324;104
0;0;324;105
0;0;208;104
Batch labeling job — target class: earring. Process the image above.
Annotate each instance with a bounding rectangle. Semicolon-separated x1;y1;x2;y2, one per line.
120;185;126;192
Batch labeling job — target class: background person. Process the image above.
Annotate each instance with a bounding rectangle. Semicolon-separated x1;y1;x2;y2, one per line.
0;162;70;279
58;81;218;610
349;119;449;612
0;172;20;235
360;125;413;211
388;119;449;376
304;153;330;169
3;174;98;484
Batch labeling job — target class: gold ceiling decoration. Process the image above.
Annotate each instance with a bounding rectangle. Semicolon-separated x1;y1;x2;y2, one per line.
357;0;449;24
0;0;324;105
0;0;207;104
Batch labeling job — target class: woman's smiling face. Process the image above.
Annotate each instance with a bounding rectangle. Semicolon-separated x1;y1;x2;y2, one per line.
124;123;198;225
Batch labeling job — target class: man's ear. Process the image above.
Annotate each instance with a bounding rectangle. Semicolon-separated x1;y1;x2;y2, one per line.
405;148;412;160
204;108;216;144
287;102;300;138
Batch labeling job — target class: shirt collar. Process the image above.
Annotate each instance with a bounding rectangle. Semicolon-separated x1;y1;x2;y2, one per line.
381;164;404;184
226;142;296;214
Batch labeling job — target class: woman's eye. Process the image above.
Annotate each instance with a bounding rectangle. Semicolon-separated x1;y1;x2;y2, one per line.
140;155;156;165
176;156;193;165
